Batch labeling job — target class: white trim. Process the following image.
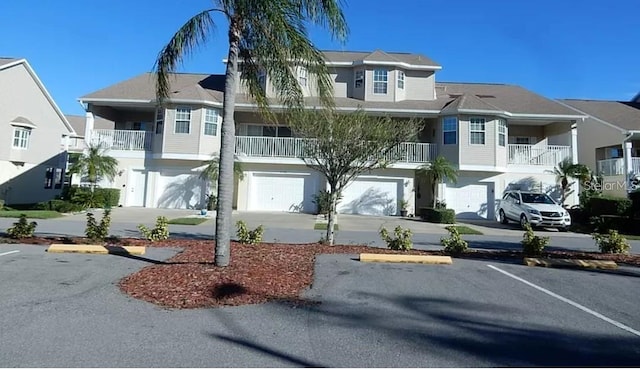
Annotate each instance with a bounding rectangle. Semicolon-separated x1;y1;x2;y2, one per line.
397;70;405;90
12;127;31;150
372;69;388;95
325;60;442;70
152;153;213;160
232;103;441;115
469;117;486;145
0;59;75;134
174;106;192;134
10;121;37;129
202;107;218;136
105;150;147;159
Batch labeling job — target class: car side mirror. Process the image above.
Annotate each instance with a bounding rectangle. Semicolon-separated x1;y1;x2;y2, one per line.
515;200;520;205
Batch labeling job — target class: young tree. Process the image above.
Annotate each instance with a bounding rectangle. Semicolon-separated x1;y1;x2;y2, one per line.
154;0;348;267
417;156;458;208
550;157;591;206
68;143;119;192
289;109;423;245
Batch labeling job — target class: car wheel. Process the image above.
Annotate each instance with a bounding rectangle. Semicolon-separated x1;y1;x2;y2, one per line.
499;209;508;224
520;214;529;229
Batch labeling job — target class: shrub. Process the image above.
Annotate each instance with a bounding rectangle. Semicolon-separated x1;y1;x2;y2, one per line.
521;224;549;256
312;190;341;215
630;190;640;218
592;229;630;254
435;200;447;209
206;194;217;211
584;196;632;217
0;199;4;209
85;210;111;241
379;225;413;251
95;188;120;208
236;220;264;245
441;225;468;255
138;216;170;242
7;214;37;239
420;207;455;224
34;199;84;213
67;186;121;209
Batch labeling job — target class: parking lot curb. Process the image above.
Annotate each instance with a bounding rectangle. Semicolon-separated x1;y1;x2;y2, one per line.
47;244;146;255
360;253;452;264
524;257;617;269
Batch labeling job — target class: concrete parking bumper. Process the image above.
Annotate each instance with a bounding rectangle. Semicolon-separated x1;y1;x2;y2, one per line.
360;253;452;264
47;244;146;255
524;257;617;269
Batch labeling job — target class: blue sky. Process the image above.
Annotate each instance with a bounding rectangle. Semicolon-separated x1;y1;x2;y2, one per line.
2;0;638;115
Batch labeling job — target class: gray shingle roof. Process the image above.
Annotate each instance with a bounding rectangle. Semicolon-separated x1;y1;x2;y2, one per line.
65;114;114;137
81;72;584;118
322;50;440;67
559;99;640;131
0;58;21;68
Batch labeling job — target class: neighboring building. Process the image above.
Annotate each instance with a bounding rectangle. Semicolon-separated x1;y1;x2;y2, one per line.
65;114;114;153
78;50;585;219
558;99;640;197
0;58;76;205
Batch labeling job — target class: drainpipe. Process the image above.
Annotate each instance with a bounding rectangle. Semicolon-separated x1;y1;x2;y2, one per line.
623;132;635;194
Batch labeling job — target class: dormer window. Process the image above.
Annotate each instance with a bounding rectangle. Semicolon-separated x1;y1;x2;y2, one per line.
373;69;388;94
12;127;31;149
397;71;405;89
298;67;308;87
354;70;364;88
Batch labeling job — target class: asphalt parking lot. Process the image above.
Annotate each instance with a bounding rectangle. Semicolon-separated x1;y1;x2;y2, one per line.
1;244;639;367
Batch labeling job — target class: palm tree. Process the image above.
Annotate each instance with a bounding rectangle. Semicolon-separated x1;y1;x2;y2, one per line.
199;155;245;185
68;143;119;192
417;156;458;208
552;157;591;206
154;1;348;266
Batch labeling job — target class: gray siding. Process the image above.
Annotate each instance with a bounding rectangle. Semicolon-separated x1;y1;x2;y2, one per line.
436;116;459;164
331;67;352;98
459;115;496;166
577;116;625;171
364;67;396;102
404;70;435;100
508;125;544;144
543;122;571;146
163;105;203;154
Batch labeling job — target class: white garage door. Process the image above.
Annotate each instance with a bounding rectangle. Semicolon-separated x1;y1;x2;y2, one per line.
155;172;206;209
249;172;317;212
338;178;400;216
445;181;493;219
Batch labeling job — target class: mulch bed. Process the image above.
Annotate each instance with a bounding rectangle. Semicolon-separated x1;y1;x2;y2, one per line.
3;235;640;309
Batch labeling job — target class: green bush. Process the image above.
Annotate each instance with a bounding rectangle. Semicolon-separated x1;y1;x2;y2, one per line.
420;207;455;224
380;225;413;251
592;229;630;254
441;225;468;255
85;210;111;241
138;216;170;241
312;190;342;215
95;188;120;208
0;199;4;209
630;190;640;217
7;214;37;239
521;224;549;256
236;220;264;245
34;199;84;213
206;194;217;211
65;186;120;208
584;196;632;217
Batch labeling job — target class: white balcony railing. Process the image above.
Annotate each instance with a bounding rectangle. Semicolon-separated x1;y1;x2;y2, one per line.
89;129;152;151
508;144;571;166
235;136;437;163
598;157;640;176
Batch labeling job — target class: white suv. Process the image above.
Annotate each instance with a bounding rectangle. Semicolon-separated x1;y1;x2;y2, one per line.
498;191;571;231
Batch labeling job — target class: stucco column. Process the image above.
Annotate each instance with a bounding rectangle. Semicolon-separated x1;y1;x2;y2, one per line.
571;122;578;165
85;112;95;145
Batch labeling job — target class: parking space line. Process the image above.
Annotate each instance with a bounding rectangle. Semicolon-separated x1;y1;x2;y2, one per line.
487;264;640;338
0;250;20;257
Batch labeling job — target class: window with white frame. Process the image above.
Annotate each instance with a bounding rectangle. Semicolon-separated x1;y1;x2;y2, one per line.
155;108;164;134
354;70;364;88
498;119;507;147
469;118;486;145
13;127;31;149
442;116;457;145
298;67;308;87
203;108;218;136
373;69;388;94
174;107;191;134
257;69;266;89
397;70;405;89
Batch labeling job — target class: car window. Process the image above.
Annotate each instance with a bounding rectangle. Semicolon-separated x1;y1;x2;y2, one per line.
502;193;511;200
521;193;555;204
509;193;520;202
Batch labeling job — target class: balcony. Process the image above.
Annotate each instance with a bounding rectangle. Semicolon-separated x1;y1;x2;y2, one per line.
89;129;152;151
508;144;571;166
235;136;437;163
597;157;640;176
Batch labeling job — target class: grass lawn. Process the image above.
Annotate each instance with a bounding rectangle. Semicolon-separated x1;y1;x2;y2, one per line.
314;223;338;231
167;217;209;225
0;210;63;219
450;225;483;235
622;234;640;240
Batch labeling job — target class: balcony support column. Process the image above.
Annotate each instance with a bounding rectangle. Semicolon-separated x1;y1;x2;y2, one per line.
624;141;633;193
571;122;578;165
85;112;95;145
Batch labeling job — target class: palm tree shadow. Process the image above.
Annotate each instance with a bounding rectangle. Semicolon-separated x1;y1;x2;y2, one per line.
157;174;206;209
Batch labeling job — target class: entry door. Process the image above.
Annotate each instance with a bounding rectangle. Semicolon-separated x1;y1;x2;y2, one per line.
127;170;147;207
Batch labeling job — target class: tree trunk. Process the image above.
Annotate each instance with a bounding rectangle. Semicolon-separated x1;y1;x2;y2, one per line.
326;186;338;246
214;23;241;267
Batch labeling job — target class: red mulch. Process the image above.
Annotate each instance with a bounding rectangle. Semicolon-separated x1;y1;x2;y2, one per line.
3;235;640;309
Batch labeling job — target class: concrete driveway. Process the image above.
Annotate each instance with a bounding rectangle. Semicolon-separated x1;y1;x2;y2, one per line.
1;244;639;367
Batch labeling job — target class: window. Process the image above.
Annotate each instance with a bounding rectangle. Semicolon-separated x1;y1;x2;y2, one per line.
203;108;218;136
155;109;164;134
469;118;486;145
174;107;191;134
442;116;457;145
397;71;405;89
298;67;308;87
12;127;31;149
610;147;623;158
498;119;507;147
373;69;388;94
44;167;54;189
246;125;292;137
257;69;266;89
354;70;364;88
514;137;531;145
54;168;63;189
